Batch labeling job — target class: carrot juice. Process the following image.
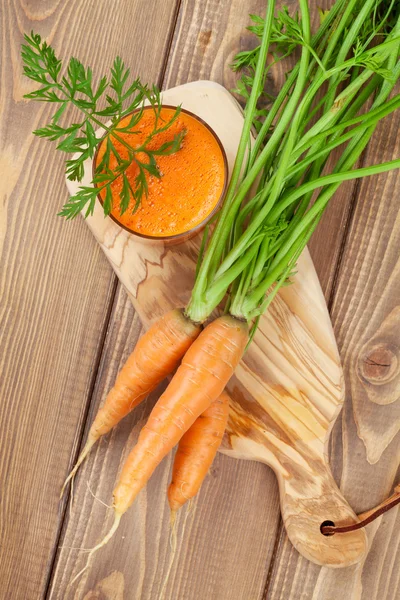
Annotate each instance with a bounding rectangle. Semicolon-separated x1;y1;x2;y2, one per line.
95;106;227;239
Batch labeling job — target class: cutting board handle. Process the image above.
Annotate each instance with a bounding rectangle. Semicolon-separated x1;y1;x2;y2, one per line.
278;461;367;567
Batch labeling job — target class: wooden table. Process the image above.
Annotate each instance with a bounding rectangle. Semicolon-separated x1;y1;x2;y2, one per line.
1;1;399;598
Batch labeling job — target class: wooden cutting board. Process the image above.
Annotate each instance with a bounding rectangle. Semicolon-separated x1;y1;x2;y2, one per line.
67;81;367;568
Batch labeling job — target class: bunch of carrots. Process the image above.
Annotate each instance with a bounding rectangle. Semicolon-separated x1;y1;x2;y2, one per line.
23;0;400;582
61;309;231;519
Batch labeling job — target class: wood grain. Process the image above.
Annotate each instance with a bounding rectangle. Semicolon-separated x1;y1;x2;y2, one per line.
0;1;179;598
265;78;400;600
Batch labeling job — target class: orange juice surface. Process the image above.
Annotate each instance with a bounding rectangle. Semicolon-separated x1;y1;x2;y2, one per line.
95;107;226;237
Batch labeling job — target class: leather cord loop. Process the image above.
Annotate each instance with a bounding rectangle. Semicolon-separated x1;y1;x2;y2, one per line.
321;484;400;536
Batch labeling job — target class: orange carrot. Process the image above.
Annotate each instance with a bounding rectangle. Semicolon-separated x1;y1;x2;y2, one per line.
114;315;247;514
61;309;201;496
70;316;247;582
167;390;230;513
160;392;229;597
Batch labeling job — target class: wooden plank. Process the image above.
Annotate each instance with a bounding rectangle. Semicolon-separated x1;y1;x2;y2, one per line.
0;1;180;599
265;87;400;599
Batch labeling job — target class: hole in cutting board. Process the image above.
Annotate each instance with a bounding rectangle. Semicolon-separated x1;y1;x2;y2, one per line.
320;520;335;536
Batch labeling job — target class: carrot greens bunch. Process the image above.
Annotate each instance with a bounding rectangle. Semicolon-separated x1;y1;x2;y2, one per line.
186;0;400;331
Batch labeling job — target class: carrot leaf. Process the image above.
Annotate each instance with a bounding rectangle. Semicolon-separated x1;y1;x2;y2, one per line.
21;32;184;219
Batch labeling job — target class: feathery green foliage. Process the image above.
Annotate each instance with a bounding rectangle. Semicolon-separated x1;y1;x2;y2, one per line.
22;32;184;218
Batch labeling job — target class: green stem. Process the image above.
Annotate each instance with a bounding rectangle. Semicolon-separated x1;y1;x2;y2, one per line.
280;94;400;185
206;235;264;309
270;158;400;224
212;2;314;277
188;6;400;324
186;0;276;322
243;216;320;319
214;48;398;281
234;12;400;320
265;57;400;270
248;0;350;168
259;0;311;221
322;0;379;112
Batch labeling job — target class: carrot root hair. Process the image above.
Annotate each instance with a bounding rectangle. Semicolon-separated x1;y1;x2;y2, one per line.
186;498;195;518
86;480;112;509
160;510;179;599
169;510;178;552
69;513;121;588
60;438;95;500
160;501;195;599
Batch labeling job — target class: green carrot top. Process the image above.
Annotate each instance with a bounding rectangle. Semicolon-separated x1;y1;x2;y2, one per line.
186;0;400;330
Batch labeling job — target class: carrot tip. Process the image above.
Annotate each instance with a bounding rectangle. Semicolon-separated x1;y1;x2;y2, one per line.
169;509;177;529
69;512;121;588
160;511;179;600
60;438;96;500
169;510;178;553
